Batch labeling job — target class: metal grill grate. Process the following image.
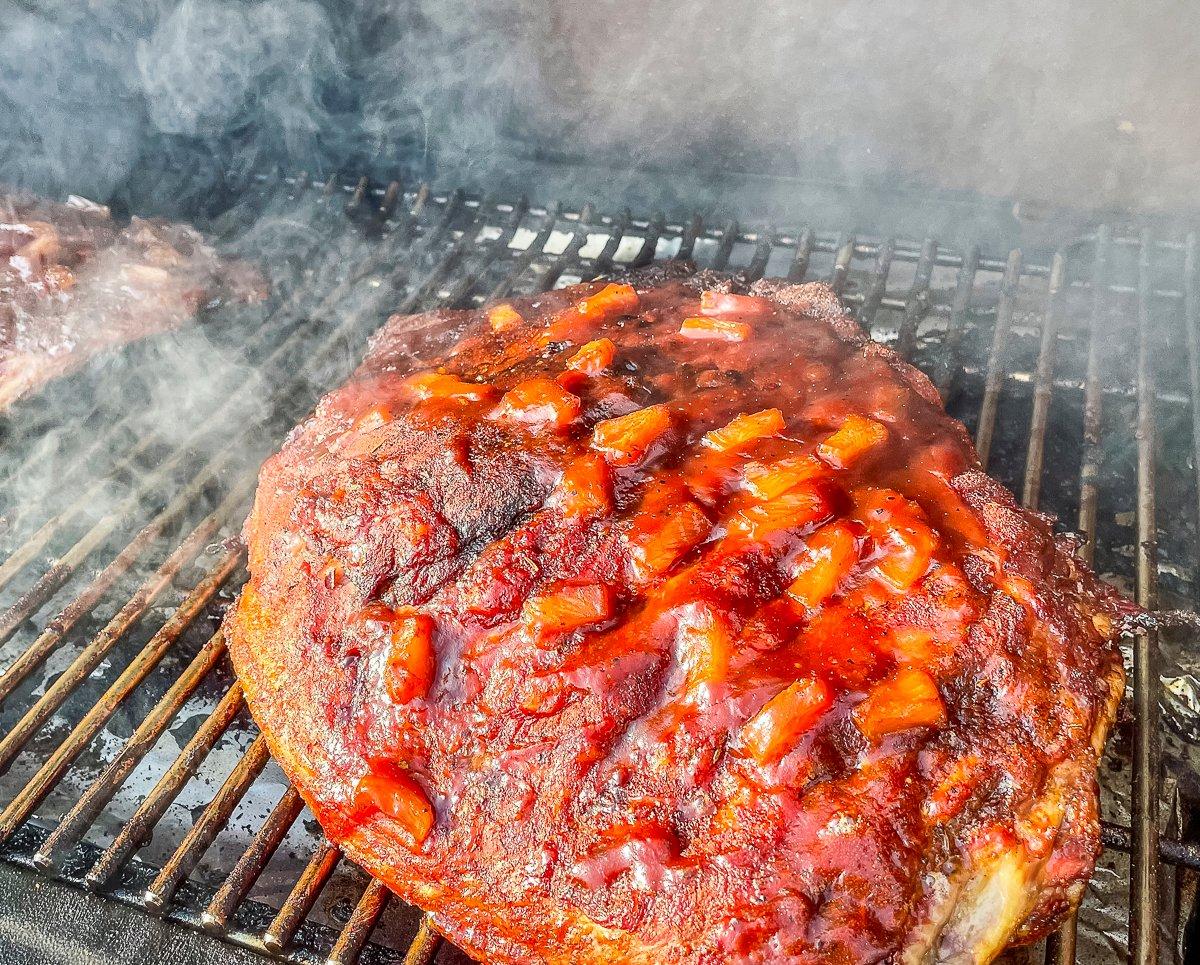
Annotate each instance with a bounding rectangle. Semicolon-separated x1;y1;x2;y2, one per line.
0;173;1197;964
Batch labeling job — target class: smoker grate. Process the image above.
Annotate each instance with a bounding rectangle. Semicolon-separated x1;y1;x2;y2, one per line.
0;172;1197;964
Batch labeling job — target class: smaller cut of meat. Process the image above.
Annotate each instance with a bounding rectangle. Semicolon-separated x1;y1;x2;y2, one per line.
0;191;265;411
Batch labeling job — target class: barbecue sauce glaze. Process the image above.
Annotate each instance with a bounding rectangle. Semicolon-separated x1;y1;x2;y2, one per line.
231;270;1130;963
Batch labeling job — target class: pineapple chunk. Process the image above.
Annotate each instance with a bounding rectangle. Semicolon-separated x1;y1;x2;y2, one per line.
627;500;712;581
699;290;774;317
552;453;613;519
577;283;639;321
816;414;888;469
524;583;615;641
487;303;524;332
404;371;493;403
566;337;616;375
742;677;833;764
786;521;860;610
354;765;434;847
702;409;785;452
384;609;437;704
592;404;672;466
493;377;581;431
726;484;831;542
741;454;826;501
855;668;946;740
677;605;735;690
680;316;751;342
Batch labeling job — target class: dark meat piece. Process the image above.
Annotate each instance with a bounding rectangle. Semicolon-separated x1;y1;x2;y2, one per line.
0;191;264;410
226;267;1131;964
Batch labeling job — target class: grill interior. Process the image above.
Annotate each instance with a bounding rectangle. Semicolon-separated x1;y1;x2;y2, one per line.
0;172;1198;964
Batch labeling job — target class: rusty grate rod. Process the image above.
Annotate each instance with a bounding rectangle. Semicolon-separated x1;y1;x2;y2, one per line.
711;220;739;272
858;237;895;328
0;484;249;777
84;678;246;890
488;202;562;301
0;508;123;646
1076;228;1111;566
262;840;342;953
594;211;631;275
529;205;594;293
403;917;443;965
433;200;531;309
629;213;665;270
974;249;1024;468
1019;248;1074;965
33;629;232;872
1129;229;1161;965
326;878;391;965
1184;232;1200;568
895;238;937;360
0;456;250;705
143;733;273;912
201;786;305;932
1022;252;1066;510
673;214;703;263
828;234;855;297
932;244;980;401
744;227;773;282
0;432;155;596
786;227;815;283
0;547;243;846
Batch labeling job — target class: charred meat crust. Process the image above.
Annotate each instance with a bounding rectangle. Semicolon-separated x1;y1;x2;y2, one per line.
227;265;1130;964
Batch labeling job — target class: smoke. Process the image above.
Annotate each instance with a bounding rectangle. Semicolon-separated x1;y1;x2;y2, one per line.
2;0;1198;216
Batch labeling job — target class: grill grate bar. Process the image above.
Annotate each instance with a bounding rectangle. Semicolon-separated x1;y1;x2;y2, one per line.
1021;252;1066;509
711;220;739;272
263;840;341;953
1076;227;1111;566
85;676;245;890
974;249;1024;468
327;878;390;965
488;202;561;300
674;214;702;263
828;234;854;296
0;457;249;706
0;484;249;776
33;628;232;872
1023;248;1074;965
894;237;936;360
785;227;814;282
0;549;243;845
0;509;117;644
1185;232;1200;565
201;786;305;932
144;734;273;912
1130;230;1161;965
931;244;980;401
858;237;895;328
402;918;441;965
745;227;773;281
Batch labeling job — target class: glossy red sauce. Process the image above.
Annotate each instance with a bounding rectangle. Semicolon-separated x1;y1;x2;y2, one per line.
234;272;1129;962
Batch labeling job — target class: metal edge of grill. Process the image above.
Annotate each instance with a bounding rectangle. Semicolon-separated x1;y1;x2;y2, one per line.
0;170;1196;964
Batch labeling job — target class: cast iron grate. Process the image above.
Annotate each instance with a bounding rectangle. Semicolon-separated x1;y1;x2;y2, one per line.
0;172;1197;964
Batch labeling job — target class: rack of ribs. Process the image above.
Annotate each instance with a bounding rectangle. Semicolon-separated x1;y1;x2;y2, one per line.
226;265;1133;964
0;191;263;411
